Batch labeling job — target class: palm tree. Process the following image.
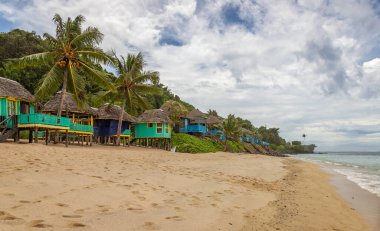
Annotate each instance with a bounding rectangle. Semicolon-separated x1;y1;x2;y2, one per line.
11;14;114;119
104;52;160;145
220;114;241;151
160;100;188;130
302;133;306;144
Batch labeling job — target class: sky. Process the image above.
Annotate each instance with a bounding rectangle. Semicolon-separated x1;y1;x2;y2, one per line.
0;0;380;151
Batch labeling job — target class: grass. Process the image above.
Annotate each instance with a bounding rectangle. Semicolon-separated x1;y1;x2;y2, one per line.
225;140;245;153
171;133;223;153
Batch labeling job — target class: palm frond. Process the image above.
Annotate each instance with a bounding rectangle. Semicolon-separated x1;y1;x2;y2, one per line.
134;84;162;95
35;64;63;99
70;27;103;48
7;52;56;68
78;60;115;91
77;49;113;65
134;71;159;84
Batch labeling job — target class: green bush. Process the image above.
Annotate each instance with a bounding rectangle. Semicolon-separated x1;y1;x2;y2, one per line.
171;133;223;153
225;140;245;153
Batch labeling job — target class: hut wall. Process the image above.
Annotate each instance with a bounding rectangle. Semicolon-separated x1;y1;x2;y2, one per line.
134;123;171;138
0;98;34;117
0;98;6;117
94;119;129;137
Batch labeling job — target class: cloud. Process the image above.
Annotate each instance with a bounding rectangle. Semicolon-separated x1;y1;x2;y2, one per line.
1;0;380;151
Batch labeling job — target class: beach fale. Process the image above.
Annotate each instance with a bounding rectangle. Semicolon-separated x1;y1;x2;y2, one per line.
0;77;71;144
133;109;171;150
40;91;96;145
93;103;135;146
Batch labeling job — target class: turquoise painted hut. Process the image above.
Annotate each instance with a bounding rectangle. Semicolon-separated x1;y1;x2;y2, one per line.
134;109;171;149
41;91;97;145
94;103;135;145
0;77;70;144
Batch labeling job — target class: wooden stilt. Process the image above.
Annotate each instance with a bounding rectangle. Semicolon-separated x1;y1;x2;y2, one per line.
65;130;68;147
45;129;49;145
34;127;38;143
28;129;33;143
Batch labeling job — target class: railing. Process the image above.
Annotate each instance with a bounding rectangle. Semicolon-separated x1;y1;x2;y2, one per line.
122;129;131;135
18;113;70;127
69;123;94;133
180;124;207;133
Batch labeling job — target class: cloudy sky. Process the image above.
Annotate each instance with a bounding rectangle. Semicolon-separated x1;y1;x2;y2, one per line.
1;0;380;151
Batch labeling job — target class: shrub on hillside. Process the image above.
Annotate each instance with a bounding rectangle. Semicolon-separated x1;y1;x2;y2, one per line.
171;133;223;153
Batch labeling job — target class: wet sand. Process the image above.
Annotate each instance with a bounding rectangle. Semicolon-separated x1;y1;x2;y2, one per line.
0;143;371;231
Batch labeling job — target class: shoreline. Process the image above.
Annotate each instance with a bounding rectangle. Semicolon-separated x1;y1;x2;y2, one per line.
320;163;380;230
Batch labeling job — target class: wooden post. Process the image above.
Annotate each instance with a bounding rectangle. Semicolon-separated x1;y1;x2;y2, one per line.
45;129;49;145
28;129;33;143
128;137;130;147
34;127;38;143
65;130;68;147
90;135;93;146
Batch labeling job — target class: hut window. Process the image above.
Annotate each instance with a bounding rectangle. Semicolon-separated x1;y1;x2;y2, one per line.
156;123;163;133
165;124;169;133
147;123;153;128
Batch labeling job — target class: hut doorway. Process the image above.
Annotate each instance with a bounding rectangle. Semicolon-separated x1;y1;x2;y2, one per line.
7;100;16;116
20;102;30;114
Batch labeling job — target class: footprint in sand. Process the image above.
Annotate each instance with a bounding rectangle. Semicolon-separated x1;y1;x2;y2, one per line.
143;221;159;230
29;220;53;228
165;216;184;221
127;207;144;213
56;203;69;207
19;200;31;203
0;211;25;224
62;215;83;218
67;222;86;228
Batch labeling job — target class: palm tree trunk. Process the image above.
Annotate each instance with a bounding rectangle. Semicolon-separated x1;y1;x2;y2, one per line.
54;68;68;143
116;97;126;146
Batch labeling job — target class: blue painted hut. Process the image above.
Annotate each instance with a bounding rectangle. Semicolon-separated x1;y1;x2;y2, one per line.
179;109;207;136
207;115;225;140
94;103;135;146
134;109;171;149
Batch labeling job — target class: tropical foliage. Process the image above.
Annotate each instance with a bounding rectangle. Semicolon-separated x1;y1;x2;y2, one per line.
171;133;223;153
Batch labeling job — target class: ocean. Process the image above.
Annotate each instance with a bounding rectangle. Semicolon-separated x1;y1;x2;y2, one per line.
292;152;380;198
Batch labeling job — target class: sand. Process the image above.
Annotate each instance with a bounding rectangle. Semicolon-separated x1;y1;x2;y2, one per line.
0;143;371;231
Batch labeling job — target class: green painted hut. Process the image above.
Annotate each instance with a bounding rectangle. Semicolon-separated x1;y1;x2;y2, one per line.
134;109;171;149
0;77;70;144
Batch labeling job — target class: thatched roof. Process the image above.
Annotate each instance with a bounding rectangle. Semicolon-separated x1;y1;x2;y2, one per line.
136;109;171;123
0;77;34;101
96;103;135;122
207;115;222;125
185;109;206;119
42;91;97;115
240;127;253;136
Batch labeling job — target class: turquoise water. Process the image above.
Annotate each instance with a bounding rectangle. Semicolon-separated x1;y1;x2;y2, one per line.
292;152;380;197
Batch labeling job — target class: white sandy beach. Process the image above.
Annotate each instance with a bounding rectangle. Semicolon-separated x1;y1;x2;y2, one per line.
0;143;373;231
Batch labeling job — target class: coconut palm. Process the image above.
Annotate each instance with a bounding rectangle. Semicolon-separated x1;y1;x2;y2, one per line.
302;133;306;144
220;114;241;150
10;14;114;119
103;52;160;145
160;100;188;129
